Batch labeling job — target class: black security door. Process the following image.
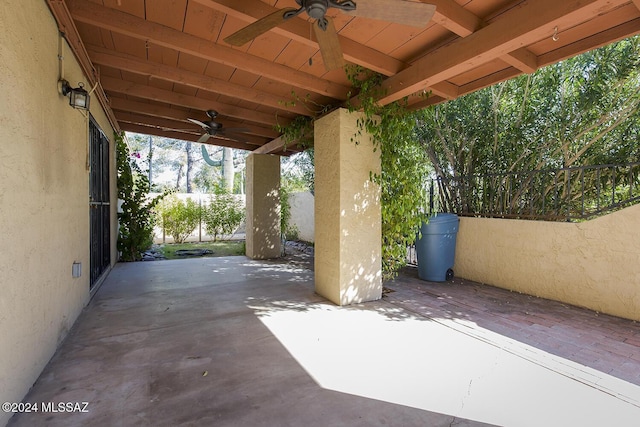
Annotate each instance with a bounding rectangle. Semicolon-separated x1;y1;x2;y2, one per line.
89;117;110;289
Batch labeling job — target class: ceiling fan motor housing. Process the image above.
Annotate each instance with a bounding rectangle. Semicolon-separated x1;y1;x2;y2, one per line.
306;0;328;19
295;0;357;20
207;121;223;130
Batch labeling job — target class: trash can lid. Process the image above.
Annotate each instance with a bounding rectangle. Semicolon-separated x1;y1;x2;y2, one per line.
427;213;458;224
420;213;459;235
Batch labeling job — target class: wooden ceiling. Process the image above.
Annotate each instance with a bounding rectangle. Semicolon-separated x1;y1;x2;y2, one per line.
47;0;640;154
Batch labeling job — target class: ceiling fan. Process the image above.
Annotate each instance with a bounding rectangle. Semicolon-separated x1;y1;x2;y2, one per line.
224;0;436;71
187;110;251;143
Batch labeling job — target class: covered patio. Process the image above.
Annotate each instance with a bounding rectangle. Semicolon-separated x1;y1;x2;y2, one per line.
9;254;640;427
2;2;640;425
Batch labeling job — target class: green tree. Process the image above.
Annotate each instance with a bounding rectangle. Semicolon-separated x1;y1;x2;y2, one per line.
292;149;315;194
157;195;201;244
416;36;640;213
202;187;245;241
126;134;205;193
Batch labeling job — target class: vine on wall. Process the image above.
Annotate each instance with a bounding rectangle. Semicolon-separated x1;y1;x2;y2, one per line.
276;66;431;278
345;65;431;278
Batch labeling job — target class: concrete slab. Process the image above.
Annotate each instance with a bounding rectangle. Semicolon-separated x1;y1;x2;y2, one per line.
7;256;640;426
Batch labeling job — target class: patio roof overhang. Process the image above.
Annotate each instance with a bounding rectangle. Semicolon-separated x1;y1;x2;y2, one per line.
46;0;640;155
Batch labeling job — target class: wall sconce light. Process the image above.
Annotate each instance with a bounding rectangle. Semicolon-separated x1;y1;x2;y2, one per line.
59;79;90;110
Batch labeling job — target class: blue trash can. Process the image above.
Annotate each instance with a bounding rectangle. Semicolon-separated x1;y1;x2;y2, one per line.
416;213;459;282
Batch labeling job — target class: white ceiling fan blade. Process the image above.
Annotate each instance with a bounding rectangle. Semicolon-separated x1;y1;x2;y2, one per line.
345;0;436;28
197;133;211;143
187;118;209;129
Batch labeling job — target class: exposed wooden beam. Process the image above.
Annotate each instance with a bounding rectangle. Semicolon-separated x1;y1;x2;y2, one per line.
457;68;522;98
537;17;640;68
206;0;535;80
101;76;289;127
88;45;312;117
428;81;459;100
121;122;198;142
110;98;194;122
252;135;299;155
109;98;281;139
115;111;199;133
120;123;260;151
115;111;270;146
373;0;629;105
200;0;407;76
410;13;640;112
66;0;350;100
428;0;482;37
407;93;446;110
426;0;539;72
501;47;538;74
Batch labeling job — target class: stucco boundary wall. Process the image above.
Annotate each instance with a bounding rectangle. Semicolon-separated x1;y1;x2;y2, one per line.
455;204;640;321
148;191;315;244
288;191;315;243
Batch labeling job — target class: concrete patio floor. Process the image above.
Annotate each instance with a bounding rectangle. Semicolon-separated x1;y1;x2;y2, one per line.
7;253;640;427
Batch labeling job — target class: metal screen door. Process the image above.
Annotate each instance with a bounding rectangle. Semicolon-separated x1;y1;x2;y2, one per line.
89;117;110;288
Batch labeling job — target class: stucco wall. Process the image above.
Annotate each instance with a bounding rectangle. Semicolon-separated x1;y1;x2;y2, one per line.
0;2;116;424
455;204;640;321
288;191;314;242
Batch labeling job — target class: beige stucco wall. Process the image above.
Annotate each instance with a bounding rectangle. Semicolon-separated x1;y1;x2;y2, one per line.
314;108;382;305
0;2;116;424
288;191;314;243
455;204;640;321
245;153;281;259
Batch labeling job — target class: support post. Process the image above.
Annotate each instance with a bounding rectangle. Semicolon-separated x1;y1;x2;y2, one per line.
245;153;281;259
314;108;382;305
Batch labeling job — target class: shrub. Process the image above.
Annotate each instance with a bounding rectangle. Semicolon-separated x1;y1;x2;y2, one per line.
116;132;168;261
157;195;201;244
202;188;244;241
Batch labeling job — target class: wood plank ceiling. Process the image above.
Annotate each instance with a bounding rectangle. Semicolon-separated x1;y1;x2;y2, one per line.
48;0;640;154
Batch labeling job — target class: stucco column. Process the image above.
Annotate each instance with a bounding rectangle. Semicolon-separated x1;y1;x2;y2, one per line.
314;108;382;305
245;153;281;259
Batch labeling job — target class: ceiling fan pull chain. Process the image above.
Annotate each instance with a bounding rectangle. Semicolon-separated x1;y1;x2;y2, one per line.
309;21;314;66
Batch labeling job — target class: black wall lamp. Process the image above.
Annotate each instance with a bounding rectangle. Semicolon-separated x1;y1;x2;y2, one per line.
59;79;90;110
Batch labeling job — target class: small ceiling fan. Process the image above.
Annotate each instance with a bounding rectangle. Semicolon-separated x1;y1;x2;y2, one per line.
187;110;251;143
224;0;436;71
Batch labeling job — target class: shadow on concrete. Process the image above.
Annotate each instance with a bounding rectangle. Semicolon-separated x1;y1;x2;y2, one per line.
8;257;493;427
387;266;640;389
